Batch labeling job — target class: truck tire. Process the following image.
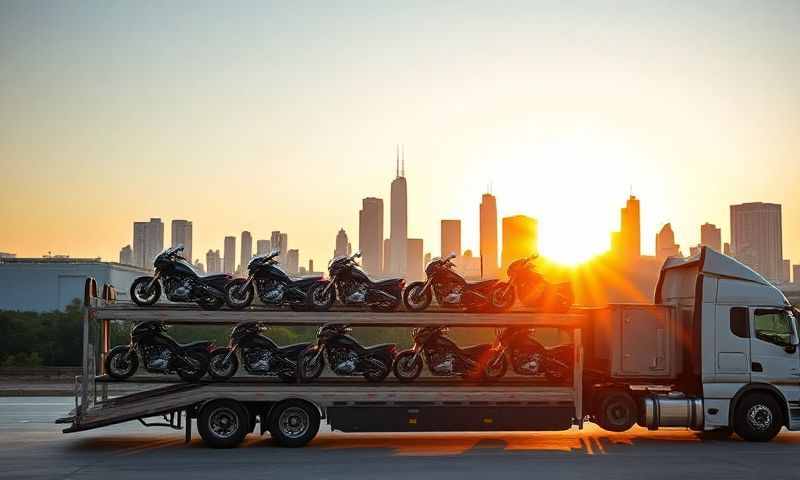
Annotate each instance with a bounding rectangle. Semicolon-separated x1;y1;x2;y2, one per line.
268;400;320;448
733;392;783;442
597;390;637;432
198;400;250;448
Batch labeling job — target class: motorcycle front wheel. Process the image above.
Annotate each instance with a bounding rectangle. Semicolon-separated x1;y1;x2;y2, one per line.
297;346;325;383
177;351;209;382
489;283;515;312
392;350;423;382
104;345;139;380
306;282;335;312
483;353;508;381
224;279;254;310
130;277;161;306
402;282;432;312
208;348;239;381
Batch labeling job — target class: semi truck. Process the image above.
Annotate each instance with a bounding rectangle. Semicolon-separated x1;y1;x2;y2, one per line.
58;247;800;447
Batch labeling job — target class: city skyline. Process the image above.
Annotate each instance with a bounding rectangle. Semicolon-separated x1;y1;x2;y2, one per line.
2;2;799;269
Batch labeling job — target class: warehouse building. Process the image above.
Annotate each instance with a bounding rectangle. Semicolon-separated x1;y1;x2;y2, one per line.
0;258;150;311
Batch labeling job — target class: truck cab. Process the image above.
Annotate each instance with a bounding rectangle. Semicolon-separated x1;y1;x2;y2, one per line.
654;247;799;440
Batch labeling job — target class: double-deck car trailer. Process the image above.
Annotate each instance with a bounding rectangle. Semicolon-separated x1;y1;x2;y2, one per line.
59;247;800;447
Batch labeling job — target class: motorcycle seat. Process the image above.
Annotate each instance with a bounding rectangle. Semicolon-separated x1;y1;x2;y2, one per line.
460;344;492;356
277;342;311;355
289;276;322;288
179;340;212;350
201;273;233;282
466;279;497;289
371;278;402;289
364;343;396;353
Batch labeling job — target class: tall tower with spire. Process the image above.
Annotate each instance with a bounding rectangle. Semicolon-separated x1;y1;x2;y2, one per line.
389;145;408;276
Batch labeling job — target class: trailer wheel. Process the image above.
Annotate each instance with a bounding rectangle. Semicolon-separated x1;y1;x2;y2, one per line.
733;392;783;442
198;400;250;448
268;400;320;448
597;390;637;432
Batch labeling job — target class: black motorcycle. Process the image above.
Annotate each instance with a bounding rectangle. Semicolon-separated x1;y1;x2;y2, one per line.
129;245;232;310
306;252;404;312
297;324;396;382
486;327;573;382
207;323;311;382
393;326;507;382
490;255;574;313
403;253;503;312
224;250;321;310
103;321;212;382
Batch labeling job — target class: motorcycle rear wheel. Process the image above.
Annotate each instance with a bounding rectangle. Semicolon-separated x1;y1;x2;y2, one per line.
176;351;209;382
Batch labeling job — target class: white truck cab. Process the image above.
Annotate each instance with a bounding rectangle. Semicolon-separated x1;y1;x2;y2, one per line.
652;247;799;441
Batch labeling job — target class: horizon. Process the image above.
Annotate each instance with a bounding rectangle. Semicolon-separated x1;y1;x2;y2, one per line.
1;1;799;268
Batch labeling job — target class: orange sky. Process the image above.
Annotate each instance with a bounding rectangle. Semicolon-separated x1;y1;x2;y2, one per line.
1;2;799;269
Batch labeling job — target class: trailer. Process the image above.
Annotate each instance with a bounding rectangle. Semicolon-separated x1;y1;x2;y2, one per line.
58;247;800;447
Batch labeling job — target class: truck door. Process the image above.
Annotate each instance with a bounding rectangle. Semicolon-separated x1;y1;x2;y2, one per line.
749;308;800;426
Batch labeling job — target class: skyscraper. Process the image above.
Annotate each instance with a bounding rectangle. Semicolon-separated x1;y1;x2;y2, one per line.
655;223;681;261
383;238;392;274
223;236;236;274
730;202;783;282
171;220;192;262
256;239;271;256
119;245;133;265
389;146;407;275
358;197;384;274
286;249;299;274
620;195;640;259
501;215;538;270
406;238;424;282
132;218;163;268
700;223;722;252
440;219;461;258
206;249;221;274
793;265;800;285
271;231;288;264
479;192;498;277
781;259;791;284
334;228;351;258
240;231;252;273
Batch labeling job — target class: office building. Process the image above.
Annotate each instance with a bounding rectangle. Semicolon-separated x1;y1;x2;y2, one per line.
389;147;407;275
119;245;133;265
700;222;721;252
240;231;252;273
406;238;424;282
286;249;299;274
781;259;791;284
256;239;271;256
501;215;538;270
730;202;783;282
223;236;236;274
271;231;288;264
206;249;222;274
793;265;800;285
480;192;499;277
171;219;192;262
133;218;164;268
383;238;392;275
440;219;461;258
655;223;681;260
334;228;352;258
359;197;384;274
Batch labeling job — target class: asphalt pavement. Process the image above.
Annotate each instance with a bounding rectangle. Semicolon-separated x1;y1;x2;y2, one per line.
2;397;800;480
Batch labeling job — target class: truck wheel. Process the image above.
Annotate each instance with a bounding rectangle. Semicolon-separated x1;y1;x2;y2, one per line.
597;390;637;432
269;400;320;448
734;392;783;442
198;400;250;448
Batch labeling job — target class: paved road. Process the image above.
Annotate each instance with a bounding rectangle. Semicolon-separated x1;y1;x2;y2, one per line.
2;397;800;480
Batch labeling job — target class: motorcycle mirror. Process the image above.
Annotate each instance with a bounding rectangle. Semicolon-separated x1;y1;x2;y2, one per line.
447;252;457;260
353;251;362;258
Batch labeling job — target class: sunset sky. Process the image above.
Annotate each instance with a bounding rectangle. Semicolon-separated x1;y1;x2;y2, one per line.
1;1;799;267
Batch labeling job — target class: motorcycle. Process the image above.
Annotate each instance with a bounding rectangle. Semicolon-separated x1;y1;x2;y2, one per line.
129;245;232;310
306;252;404;312
297;324;396;382
207;322;311;382
392;326;507;382
486;327;573;382
103;321;212;381
403;253;503;312
224;249;321;310
490;255;574;312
